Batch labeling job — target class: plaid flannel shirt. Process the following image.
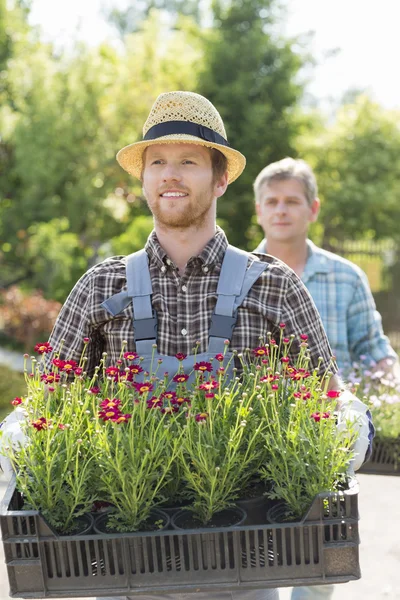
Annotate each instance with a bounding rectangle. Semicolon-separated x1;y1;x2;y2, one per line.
254;238;397;370
48;228;336;377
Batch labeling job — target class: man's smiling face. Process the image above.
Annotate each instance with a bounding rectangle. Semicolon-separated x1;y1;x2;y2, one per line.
142;143;226;229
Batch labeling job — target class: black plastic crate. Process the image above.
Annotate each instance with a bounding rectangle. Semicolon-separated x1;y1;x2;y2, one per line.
0;477;360;598
359;438;400;475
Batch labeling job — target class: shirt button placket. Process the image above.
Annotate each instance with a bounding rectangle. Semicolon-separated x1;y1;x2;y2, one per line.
177;279;189;349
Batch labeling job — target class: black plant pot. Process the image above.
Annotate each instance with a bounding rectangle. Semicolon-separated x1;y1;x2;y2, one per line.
158;498;192;517
93;508;170;534
171;506;246;530
57;512;94;536
267;502;298;524
236;493;269;526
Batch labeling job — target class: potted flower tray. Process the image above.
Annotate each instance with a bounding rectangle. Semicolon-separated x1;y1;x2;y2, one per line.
359;438;400;475
1;476;360;598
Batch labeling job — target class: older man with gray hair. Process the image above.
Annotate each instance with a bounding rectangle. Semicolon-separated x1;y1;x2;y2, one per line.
253;156;397;600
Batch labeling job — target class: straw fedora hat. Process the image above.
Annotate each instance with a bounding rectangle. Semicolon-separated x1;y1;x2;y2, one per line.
116;91;246;184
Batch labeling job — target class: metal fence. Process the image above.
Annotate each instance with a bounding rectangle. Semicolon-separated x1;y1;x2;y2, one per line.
323;239;400;352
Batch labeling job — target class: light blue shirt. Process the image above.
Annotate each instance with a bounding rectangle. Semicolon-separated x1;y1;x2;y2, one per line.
254;238;397;371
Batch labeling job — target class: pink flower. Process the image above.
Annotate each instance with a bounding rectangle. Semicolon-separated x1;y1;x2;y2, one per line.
300;334;308;341
173;374;189;383
161;391;177;402
175;353;187;361
311;411;330;422
89;386;100;395
100;398;121;409
105;366;120;377
52;358;65;369
253;346;269;357
199;380;219;391
195;412;208;422
113;413;132;423
41;372;60;384
99;407;122;421
283;337;290;344
260;374;278;383
127;364;143;375
74;367;83;376
281;357;290;363
11;397;22;406
147;396;163;409
205;393;215;399
34;342;53;354
271;384;279;391
214;353;224;362
327;390;341;398
134;382;154;394
83;337;90;343
172;396;189;406
279;322;286;329
194;361;213;372
62;360;78;373
32;417;48;431
124;351;138;361
58;423;66;430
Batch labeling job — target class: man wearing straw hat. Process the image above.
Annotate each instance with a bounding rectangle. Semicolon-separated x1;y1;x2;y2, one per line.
0;92;373;600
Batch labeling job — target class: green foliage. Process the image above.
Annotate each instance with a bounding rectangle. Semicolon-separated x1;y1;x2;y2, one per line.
0;365;25;422
301;95;400;243
199;0;308;248
110;215;154;256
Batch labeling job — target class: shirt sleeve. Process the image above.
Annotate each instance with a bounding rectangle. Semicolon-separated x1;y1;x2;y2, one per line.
347;269;397;365
46;268;103;376
281;271;337;376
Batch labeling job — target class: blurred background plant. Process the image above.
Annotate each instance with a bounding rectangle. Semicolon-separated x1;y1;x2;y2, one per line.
1;0;400;353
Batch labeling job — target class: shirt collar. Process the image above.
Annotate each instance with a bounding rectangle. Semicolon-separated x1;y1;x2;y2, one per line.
144;226;229;272
302;239;331;283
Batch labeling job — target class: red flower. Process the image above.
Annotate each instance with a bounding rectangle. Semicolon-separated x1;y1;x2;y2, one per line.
83;337;90;343
34;342;53;354
58;423;66;430
161;391;177;402
279;322;286;329
195;412;208;422
199;380;219;391
281;357;290;363
52;358;65;369
194;361;213;372
89;386;100;395
105;366;120;377
127;364;143;375
260;374;278;383
173;374;189;383
99;407;122;421
271;384;279;391
147;396;163;408
214;353;224;362
253;346;269;357
291;369;310;380
11;397;22;406
32;417;48;430
327;390;341;398
205;393;215;399
62;360;78;373
124;351;138;361
175;353;187;361
311;411;330;422
41;372;61;384
294;391;311;400
171;396;189;406
300;334;308;341
100;398;121;409
283;337;290;344
113;413;132;423
74;367;83;376
134;382;154;394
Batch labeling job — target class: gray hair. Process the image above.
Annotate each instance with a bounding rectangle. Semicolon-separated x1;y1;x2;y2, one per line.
253;157;318;206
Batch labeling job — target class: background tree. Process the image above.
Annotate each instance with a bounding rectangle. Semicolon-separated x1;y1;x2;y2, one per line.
300;95;400;244
198;0;308;248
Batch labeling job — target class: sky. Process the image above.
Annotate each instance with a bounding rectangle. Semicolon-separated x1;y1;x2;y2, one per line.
27;0;400;110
